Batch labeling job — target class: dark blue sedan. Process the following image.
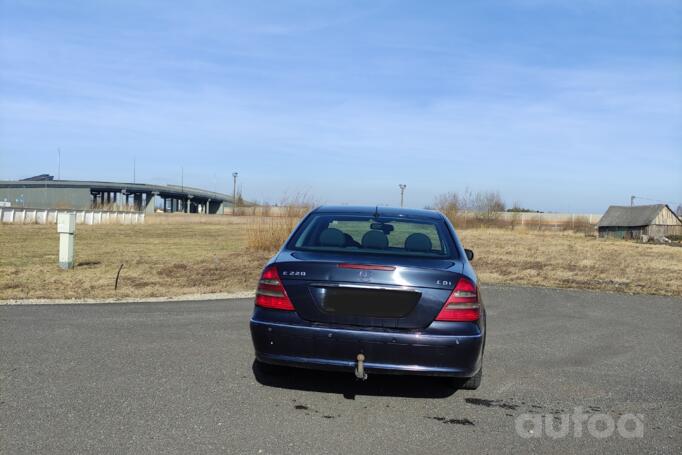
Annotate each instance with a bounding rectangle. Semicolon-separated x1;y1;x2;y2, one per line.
249;206;485;389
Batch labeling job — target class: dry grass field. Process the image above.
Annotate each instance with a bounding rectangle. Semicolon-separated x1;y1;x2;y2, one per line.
458;229;682;296
0;223;270;300
1;217;681;300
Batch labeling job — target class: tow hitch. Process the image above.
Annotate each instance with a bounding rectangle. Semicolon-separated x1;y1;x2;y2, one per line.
354;353;368;380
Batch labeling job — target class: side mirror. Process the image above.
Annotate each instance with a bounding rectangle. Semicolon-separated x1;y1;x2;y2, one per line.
464;249;474;261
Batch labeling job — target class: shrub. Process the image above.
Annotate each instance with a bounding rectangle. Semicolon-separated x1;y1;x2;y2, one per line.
432;192;461;222
472;190;505;224
246;215;302;251
432;189;506;228
245;193;316;251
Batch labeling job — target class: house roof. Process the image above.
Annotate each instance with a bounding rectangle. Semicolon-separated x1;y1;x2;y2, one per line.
597;204;679;227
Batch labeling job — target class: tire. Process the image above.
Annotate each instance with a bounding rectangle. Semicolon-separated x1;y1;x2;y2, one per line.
254;359;286;376
456;368;483;390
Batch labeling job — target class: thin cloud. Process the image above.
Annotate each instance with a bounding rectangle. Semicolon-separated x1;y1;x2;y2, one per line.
0;0;680;210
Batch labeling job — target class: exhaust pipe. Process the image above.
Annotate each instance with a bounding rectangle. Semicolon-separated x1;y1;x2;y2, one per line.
354;353;367;380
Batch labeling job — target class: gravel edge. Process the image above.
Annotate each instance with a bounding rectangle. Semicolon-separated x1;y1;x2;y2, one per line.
0;291;256;305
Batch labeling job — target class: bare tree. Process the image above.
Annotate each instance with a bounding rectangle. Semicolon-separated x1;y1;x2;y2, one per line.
433;189;506;227
432;192;461;227
473;190;505;221
676;204;682;218
460;187;475;212
433;192;460;213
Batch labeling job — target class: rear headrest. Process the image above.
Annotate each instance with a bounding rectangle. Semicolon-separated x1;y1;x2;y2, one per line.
361;230;389;249
318;228;345;247
404;233;432;252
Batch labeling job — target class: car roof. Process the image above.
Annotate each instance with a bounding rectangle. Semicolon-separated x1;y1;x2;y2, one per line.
313;205;444;220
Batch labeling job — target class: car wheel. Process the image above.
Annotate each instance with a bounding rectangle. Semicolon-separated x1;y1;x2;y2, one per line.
455;368;482;390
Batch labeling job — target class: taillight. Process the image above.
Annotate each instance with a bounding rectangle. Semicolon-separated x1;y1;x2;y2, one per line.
255;265;295;311
435;277;480;322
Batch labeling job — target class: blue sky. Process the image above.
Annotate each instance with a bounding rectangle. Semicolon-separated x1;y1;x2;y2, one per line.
1;0;680;212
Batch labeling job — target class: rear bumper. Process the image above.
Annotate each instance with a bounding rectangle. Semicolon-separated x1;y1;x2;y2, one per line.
250;310;484;377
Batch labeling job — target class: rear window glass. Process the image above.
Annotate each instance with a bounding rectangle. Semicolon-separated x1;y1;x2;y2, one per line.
288;214;455;258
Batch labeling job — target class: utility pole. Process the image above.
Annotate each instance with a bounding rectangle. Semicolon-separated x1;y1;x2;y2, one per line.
58;148;61;180
232;172;238;215
181;167;184;192
399;184;407;208
133;158;136;183
630;195;635;206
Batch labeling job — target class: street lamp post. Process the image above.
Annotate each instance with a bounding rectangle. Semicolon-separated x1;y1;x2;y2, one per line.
232;172;238;215
398;184;407;208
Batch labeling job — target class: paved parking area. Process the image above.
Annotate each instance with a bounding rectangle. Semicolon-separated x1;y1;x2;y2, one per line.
1;286;680;453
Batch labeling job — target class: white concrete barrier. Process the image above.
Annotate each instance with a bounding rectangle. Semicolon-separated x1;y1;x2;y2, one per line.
0;207;145;225
494;212;601;225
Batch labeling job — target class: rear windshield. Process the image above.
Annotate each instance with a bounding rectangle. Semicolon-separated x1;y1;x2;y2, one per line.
288;214;456;258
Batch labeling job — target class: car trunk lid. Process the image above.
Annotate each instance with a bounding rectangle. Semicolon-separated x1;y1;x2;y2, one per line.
276;252;462;329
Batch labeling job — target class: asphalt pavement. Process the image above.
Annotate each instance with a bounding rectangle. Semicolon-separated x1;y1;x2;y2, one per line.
1;285;680;454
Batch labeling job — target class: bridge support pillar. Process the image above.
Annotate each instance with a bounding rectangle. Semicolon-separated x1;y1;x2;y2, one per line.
133;193;142;211
144;192;157;214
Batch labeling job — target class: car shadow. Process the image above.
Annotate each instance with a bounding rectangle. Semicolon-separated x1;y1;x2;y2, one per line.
252;361;458;399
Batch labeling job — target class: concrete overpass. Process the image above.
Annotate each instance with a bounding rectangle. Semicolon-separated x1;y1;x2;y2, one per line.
0;179;238;214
